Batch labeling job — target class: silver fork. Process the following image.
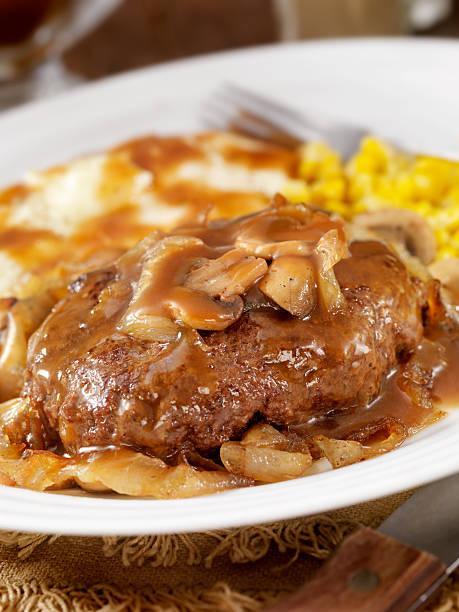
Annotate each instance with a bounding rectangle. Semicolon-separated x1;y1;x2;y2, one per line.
202;83;369;160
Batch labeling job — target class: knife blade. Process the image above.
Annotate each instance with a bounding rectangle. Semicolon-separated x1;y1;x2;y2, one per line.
379;472;459;574
267;472;459;612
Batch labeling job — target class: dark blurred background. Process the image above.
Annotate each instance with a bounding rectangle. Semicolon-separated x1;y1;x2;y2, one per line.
63;0;459;81
0;0;458;108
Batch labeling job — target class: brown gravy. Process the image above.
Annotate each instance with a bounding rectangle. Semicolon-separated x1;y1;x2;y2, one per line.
25;199;459;461
289;324;459;442
429;325;459;407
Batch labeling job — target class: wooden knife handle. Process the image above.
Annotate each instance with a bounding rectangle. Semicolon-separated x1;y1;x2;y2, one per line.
267;527;446;612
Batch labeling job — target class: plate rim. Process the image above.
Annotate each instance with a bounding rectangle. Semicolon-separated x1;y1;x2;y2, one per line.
0;36;458;535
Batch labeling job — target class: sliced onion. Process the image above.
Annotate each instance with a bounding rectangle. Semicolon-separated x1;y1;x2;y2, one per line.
0;293;55;401
0;446;252;498
119;311;179;343
349;418;407;457
72;450;253;498
135;462;252;498
314;229;348;312
241;423;289;449
300;457;333;475
119;236;204;339
0;447;70;491
312;435;364;468
0;397;51;449
313;420;407;469
221;441;312;483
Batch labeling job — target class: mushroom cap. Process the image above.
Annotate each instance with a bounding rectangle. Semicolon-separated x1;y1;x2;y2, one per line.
354;208;436;265
429;257;459;325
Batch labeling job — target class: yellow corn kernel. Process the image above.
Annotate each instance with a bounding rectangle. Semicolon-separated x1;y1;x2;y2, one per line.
349;201;368;215
430;207;459;231
347;174;376;201
310;178;347;203
281;180;310;204
293;136;459;258
323;200;353;220
298;142;342;182
438;244;459;259
351;136;392;174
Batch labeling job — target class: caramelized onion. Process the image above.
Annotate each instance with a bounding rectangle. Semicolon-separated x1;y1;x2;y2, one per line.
0;446;252;498
312;435;364;468
119;312;179;343
221;441;312;483
429;257;459;324
313;420;407;469
120;236;249;334
0;447;69;491
270;196;315;224
0;396;53;450
362;420;406;457
235;199;342;260
223;424;313;482
0;293;54;401
430;257;459;301
314;229;347;312
122;235;204;324
241;423;289;449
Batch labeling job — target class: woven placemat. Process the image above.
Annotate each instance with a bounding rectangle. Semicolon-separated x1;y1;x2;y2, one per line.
1;490;458;611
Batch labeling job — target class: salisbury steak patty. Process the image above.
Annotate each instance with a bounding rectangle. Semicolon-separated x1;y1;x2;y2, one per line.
23;205;427;461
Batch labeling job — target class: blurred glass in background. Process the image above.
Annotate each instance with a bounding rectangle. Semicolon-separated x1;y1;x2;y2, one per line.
0;0;457;110
0;0;120;106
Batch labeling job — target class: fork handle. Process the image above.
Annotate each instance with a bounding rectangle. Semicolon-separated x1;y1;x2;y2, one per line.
266;527;445;612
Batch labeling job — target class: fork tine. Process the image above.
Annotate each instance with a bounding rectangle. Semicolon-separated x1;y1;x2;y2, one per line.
223;82;308;125
201;104;291;146
218;83;323;142
203;92;312;148
201;99;235;124
204;83;369;160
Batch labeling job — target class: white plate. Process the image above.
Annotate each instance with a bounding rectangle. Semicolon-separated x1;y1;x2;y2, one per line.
0;38;459;535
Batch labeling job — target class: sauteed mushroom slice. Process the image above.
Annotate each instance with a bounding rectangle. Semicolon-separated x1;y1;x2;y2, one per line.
259;255;317;318
354;208;436;265
120;237;259;337
168;287;244;331
184;249;267;299
429;257;459;304
429;257;459;323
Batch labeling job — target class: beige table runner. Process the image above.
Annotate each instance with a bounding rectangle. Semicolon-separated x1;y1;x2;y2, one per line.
0;491;458;611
